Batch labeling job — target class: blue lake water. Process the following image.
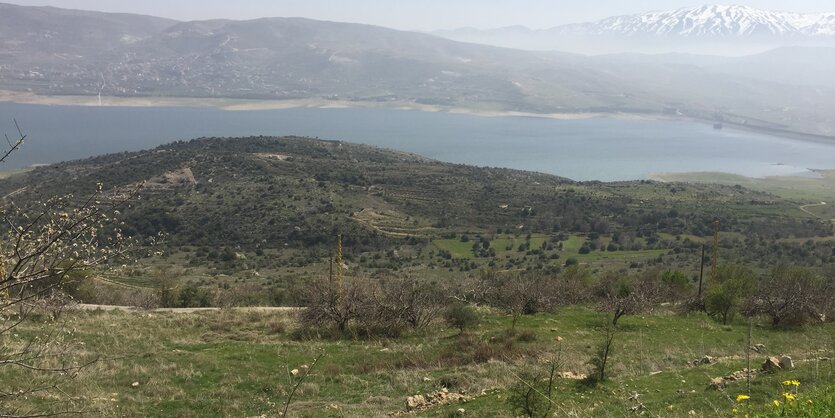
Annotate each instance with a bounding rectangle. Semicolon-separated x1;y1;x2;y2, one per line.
2;102;835;181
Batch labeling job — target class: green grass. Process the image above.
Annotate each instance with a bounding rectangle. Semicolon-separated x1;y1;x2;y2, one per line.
432;234;549;260
432;238;478;259
653;171;835;205
574;249;669;263
490;234;546;256
3;307;833;417
562;235;586;252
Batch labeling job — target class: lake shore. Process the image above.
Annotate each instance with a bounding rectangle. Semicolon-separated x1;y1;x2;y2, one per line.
0;89;663;121
4;90;834;144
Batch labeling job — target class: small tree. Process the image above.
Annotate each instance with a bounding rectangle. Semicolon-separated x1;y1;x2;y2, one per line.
444;302;479;334
373;277;446;330
594;271;661;325
481;270;557;329
704;264;756;324
507;338;563;417
585;319;617;385
301;276;366;333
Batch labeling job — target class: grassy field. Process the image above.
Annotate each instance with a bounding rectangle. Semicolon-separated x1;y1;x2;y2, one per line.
431;234;549;260
651;170;835;206
3;307;833;417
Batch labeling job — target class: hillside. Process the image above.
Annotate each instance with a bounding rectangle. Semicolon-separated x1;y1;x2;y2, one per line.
0;2;175;75
1;136;832;293
3;138;834;418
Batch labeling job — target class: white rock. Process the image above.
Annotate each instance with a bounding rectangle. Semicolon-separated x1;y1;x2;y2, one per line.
779;355;794;369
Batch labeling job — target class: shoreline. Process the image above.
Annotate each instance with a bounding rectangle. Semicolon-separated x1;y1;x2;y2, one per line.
0;90;664;122
3;90;834;142
3;90;833;144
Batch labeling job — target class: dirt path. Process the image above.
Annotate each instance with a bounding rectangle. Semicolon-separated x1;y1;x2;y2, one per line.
1;186;28;200
74;304;301;313
798;202;835;232
798;202;828;218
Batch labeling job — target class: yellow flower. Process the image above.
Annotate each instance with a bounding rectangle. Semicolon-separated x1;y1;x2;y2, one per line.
791;380;800;387
736;394;750;402
783;392;796;402
783;380;792;386
773;400;780;407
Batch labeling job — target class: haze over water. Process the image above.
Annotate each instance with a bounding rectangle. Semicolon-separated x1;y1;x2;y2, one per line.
2;102;834;181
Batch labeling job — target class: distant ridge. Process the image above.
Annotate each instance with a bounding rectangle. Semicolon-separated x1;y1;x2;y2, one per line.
0;2;835;137
434;4;835;55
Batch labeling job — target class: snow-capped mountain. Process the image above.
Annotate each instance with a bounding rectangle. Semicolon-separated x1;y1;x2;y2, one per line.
562;5;835;38
434;5;835;55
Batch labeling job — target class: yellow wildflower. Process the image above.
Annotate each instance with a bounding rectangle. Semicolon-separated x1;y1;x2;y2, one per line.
736;394;750;402
773;400;780;407
783;392;796;402
791;380;800;387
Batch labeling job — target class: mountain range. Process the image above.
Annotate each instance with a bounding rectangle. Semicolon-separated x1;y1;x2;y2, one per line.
435;5;835;55
0;2;834;137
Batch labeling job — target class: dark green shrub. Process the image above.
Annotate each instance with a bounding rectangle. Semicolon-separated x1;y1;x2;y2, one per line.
444;303;480;334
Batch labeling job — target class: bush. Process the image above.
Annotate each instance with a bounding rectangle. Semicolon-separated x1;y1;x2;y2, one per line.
478;269;559;329
301;275;444;337
594;270;662;325
214;283;265;307
507;368;553;417
444;303;480;333
743;266;833;327
704;264;756;324
178;283;213;308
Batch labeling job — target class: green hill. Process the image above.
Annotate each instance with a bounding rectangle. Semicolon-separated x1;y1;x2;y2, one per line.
1;136;831;288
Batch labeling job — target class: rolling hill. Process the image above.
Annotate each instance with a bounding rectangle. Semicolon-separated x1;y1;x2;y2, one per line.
0;136;829;276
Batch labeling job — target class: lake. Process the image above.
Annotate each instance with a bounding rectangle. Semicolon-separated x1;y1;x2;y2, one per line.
2;102;835;181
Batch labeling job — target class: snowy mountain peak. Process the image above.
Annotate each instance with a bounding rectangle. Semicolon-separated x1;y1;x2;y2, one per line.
583;4;835;38
434;4;835;55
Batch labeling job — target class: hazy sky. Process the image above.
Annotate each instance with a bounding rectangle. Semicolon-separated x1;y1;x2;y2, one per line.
11;1;835;30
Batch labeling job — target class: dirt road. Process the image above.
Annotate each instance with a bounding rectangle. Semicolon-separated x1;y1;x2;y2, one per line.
73;304;301;313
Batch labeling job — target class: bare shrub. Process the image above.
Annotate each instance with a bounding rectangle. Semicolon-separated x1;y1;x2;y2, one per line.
301;276;366;333
479;269;559;329
302;274;448;337
743;265;833;327
371;276;446;330
89;281;159;308
214;282;265;307
594;271;662;325
553;265;595;305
